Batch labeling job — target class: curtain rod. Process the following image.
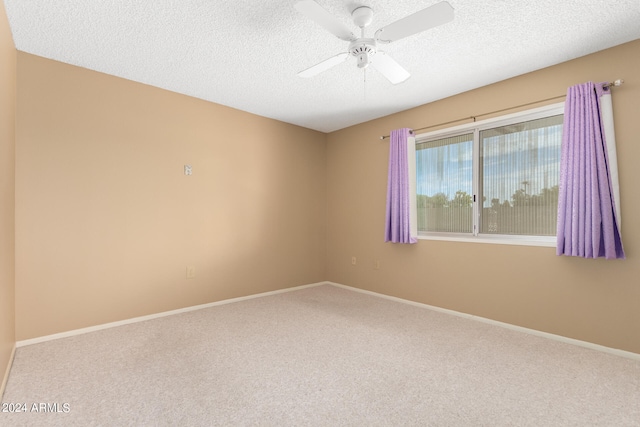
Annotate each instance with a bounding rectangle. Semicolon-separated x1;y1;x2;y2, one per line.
379;79;624;140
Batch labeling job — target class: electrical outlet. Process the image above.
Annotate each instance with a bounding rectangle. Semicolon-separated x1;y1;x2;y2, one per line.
184;165;192;176
186;266;196;279
351;256;357;266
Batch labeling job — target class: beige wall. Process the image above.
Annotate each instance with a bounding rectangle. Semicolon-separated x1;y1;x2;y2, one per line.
8;33;640;355
326;40;640;354
15;53;326;340
0;0;16;393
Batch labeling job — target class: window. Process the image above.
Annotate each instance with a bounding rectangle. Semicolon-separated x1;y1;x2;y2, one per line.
416;133;474;233
415;104;564;245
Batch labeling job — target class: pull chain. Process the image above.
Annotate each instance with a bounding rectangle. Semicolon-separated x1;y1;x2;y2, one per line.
363;68;367;100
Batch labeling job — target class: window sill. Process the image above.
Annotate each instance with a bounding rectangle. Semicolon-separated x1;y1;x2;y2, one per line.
416;233;556;247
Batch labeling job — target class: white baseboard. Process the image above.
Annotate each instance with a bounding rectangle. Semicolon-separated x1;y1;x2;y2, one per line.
326;281;640;362
1;343;16;399
15;280;640;362
16;281;326;348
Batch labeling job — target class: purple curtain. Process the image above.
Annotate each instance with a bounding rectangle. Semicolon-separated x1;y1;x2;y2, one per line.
556;82;625;259
385;128;417;244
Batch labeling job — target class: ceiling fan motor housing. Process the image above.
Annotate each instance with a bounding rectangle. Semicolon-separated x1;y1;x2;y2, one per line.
349;38;377;68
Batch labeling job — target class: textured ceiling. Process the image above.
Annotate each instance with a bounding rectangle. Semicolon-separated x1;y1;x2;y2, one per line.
4;0;640;133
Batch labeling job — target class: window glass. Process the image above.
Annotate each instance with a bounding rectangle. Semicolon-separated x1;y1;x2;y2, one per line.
416;133;474;233
479;115;563;235
415;105;563;243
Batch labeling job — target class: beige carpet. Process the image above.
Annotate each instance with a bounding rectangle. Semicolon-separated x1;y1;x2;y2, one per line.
1;284;639;426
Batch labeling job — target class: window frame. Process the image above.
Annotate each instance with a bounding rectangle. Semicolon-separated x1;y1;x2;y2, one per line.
414;102;565;247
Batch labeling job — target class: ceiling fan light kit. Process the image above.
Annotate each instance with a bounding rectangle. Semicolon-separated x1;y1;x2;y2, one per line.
294;0;454;84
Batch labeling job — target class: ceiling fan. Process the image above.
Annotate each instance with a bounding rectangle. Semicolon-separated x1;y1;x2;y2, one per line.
294;0;454;84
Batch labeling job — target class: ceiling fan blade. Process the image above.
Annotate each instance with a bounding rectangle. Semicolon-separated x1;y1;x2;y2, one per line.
294;0;357;42
298;52;349;78
374;1;454;44
370;52;411;84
